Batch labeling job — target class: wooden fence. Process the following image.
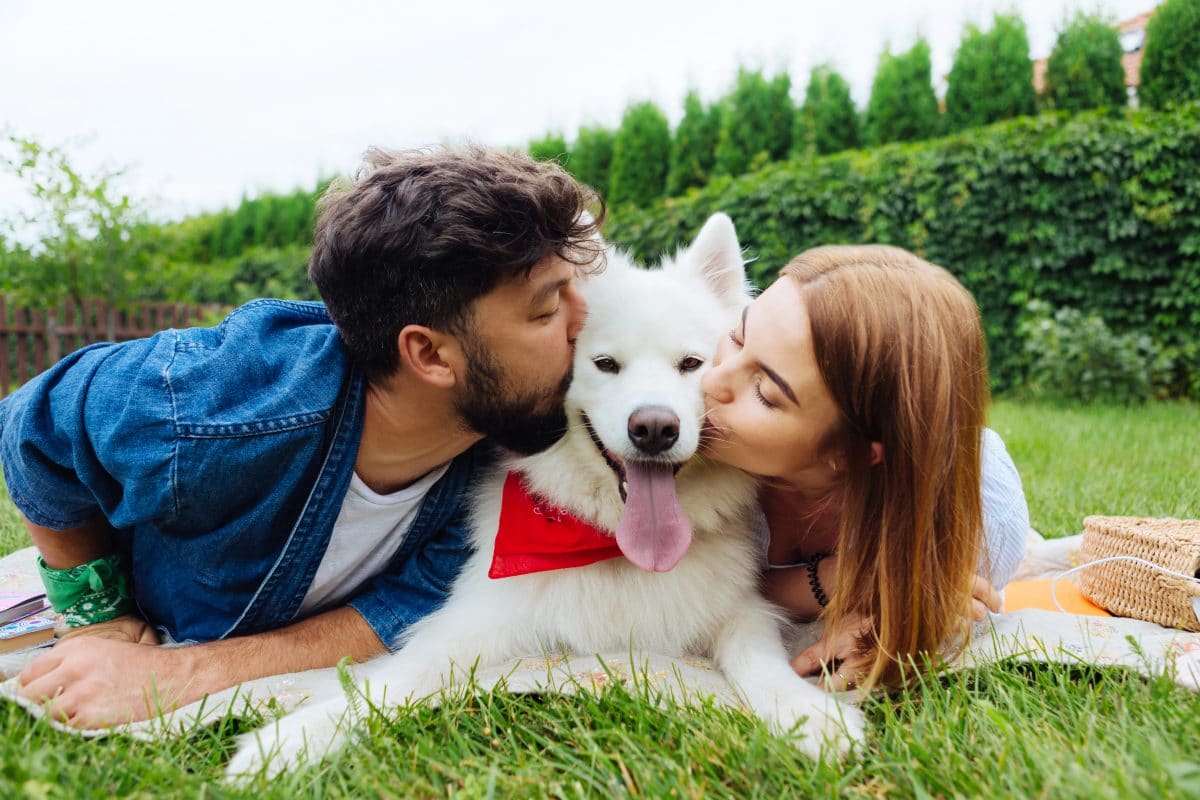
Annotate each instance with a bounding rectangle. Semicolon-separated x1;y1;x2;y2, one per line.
0;295;227;399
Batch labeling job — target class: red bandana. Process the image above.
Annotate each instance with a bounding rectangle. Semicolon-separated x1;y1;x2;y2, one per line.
488;472;623;579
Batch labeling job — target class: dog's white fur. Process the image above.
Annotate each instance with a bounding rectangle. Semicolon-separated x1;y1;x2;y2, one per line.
227;214;865;779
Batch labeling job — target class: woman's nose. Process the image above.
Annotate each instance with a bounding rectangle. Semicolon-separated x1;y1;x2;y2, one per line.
701;360;733;404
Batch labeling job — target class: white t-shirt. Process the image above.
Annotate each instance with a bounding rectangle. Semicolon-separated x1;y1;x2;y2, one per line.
298;463;450;615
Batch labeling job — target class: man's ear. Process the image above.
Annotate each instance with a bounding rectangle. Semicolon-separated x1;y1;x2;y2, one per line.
397;325;460;389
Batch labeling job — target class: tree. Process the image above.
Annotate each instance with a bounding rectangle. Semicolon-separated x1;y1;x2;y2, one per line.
0;134;154;339
667;90;722;194
799;66;861;155
944;14;1037;131
713;69;795;176
1043;13;1127;112
569;125;615;197
527;133;569;165
608;101;671;207
1139;0;1200;108
864;39;941;146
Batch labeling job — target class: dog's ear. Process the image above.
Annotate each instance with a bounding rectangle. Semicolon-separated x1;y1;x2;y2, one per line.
675;213;750;308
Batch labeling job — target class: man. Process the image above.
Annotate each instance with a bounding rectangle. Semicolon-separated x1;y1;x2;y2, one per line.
0;146;603;728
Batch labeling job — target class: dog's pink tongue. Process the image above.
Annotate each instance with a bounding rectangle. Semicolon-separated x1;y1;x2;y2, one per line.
615;461;692;572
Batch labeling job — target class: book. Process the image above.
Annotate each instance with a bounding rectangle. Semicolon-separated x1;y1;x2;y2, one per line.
0;590;49;625
0;611;57;654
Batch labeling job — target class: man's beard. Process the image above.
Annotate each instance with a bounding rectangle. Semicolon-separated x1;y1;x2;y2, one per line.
455;336;573;456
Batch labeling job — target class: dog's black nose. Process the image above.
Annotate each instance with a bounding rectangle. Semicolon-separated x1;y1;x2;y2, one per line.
628;406;680;455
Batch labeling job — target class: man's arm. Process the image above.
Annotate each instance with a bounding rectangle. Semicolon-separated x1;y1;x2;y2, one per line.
18;603;387;729
26;517;113;570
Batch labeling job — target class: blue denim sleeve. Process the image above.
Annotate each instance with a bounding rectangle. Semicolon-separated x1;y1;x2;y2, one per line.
980;427;1030;590
346;507;475;651
0;335;177;530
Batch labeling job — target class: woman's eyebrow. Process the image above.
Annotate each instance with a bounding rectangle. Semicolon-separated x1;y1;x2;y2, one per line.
744;305;798;405
758;362;798;404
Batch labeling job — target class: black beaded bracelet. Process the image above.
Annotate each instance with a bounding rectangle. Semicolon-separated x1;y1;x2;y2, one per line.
806;553;830;608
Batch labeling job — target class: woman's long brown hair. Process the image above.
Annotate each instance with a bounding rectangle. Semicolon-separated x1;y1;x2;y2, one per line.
782;245;989;690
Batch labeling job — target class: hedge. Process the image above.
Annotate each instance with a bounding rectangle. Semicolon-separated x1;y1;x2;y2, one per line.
604;105;1200;395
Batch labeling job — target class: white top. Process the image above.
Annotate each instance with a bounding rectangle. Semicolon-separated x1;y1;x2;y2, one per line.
298;463;451;615
757;427;1030;590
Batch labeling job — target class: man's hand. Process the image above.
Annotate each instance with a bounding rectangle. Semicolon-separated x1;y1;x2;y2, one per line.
56;614;160;645
18;637;192;728
16;604;385;729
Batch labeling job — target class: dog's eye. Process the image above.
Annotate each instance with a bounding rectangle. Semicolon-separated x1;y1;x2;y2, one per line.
678;356;704;373
593;356;620;374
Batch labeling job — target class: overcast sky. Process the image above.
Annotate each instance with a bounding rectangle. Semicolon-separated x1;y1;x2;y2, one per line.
0;0;1155;225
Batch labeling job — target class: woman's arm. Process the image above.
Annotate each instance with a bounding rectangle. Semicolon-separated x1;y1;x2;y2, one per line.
980;428;1030;590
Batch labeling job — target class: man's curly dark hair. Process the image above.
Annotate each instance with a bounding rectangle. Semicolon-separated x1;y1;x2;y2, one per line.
309;145;605;380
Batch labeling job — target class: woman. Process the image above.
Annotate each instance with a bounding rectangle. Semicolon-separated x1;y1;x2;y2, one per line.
701;244;1028;691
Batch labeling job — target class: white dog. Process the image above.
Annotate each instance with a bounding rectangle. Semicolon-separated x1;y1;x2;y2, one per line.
227;213;865;778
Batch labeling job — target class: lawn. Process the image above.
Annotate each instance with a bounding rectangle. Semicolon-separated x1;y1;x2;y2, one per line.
0;400;1197;798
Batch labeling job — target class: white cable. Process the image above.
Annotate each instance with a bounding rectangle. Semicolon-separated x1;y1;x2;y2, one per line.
1049;555;1200;622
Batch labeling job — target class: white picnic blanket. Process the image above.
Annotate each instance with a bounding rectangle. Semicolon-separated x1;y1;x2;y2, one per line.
0;530;1197;740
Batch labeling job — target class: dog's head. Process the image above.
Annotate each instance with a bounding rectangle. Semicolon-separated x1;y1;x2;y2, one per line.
567;213;751;572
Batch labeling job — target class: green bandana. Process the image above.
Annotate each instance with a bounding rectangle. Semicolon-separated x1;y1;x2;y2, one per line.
37;553;133;627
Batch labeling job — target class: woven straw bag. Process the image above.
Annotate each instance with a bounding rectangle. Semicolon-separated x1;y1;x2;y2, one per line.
1078;516;1200;632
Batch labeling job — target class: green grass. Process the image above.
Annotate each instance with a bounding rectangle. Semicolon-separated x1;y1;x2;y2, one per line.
0;401;1198;798
991;400;1200;538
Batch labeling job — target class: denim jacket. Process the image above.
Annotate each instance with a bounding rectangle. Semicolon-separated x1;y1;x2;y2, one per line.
0;300;491;648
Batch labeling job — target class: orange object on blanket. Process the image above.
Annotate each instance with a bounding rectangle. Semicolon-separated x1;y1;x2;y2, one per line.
1002;579;1113;617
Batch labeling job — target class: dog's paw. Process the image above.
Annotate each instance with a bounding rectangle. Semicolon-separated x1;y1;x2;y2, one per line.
766;693;866;762
224;700;351;784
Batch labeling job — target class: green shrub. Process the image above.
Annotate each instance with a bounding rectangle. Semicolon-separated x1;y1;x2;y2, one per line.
203;187;317;260
1139;0;1200;109
1044;13;1127;112
1017;301;1174;403
528;133;570;165
714;69;795;176
864;39;941;145
668;91;721;194
570;126;615;197
799;66;860;155
604;105;1200;395
945;14;1037;131
609;101;671;207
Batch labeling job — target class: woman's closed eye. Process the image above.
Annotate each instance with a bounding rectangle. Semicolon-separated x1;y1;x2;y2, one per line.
753;378;776;409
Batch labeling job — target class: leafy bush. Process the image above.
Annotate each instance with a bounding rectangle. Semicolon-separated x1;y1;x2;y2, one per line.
1139;0;1200;109
206;187;317;260
570;126;615;197
668;91;722;194
945;14;1037;131
798;66;860;155
864;39;941;145
1017;301;1173;403
1044;13;1127;112
603;105;1200;396
528;133;570;165
713;69;795;176
608;101;671;207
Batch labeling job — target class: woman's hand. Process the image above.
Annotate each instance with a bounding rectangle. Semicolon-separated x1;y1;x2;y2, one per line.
792;575;1004;691
790;610;874;690
970;575;1003;620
